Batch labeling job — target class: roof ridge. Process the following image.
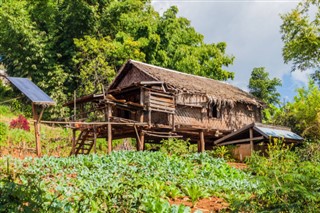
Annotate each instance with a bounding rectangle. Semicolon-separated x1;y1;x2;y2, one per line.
129;59;259;99
129;59;230;85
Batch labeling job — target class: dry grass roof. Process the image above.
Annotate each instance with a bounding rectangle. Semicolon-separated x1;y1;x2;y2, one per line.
111;60;264;107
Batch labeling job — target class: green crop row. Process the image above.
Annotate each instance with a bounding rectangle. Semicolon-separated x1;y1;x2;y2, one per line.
0;152;256;212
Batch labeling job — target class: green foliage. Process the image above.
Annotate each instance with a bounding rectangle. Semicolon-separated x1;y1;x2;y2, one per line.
249;67;282;106
0;152;256;212
280;0;320;72
242;140;320;212
160;138;195;156
296;141;320;162
7;129;34;146
272;80;320;139
0;0;235;117
0;123;8;147
183;184;209;207
209;145;235;161
0;81;14;102
248;67;282;123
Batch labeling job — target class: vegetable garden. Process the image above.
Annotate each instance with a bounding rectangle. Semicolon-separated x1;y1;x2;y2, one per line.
0;152;256;212
1;143;319;212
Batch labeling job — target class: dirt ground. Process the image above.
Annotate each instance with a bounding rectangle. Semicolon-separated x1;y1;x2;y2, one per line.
169;196;229;212
227;162;247;170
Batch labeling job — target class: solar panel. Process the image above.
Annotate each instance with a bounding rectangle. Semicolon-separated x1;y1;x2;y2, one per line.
7;77;55;105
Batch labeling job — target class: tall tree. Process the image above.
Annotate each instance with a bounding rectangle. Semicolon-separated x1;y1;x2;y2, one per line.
0;0;235;117
249;67;282;106
280;0;320;81
248;67;282;123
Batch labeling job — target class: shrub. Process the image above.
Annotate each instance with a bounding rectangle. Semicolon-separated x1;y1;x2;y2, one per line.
9;115;30;131
296;141;320;163
241;140;320;212
209;145;235;161
0;122;8;146
160;138;193;155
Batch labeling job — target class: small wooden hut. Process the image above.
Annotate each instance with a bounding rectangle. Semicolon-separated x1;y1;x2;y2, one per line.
66;59;266;154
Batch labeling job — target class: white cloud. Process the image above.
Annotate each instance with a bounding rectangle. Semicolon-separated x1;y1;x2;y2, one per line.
151;0;302;99
291;69;313;85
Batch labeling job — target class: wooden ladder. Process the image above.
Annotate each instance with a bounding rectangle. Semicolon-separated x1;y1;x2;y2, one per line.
71;129;96;156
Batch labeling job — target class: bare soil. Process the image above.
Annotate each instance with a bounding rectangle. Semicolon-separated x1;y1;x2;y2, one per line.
169;196;229;212
227;162;247;170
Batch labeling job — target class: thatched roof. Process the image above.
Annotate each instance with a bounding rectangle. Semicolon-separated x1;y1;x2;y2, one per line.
109;60;264;107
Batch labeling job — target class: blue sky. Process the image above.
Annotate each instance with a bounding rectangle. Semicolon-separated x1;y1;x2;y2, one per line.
152;0;311;102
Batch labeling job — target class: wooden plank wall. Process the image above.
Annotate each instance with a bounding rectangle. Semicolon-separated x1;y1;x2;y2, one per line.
118;66;154;88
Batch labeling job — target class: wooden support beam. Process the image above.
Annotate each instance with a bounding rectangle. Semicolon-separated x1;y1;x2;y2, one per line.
107;104;112;154
32;103;41;157
140;131;145;151
71;129;76;155
198;131;205;152
250;127;254;152
134;124;142;151
93;129;97;154
217;136;264;146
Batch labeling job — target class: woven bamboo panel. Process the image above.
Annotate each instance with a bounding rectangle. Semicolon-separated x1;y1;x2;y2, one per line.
175;107;203;126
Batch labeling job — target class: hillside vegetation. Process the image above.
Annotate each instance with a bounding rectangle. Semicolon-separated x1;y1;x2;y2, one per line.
0;105;72;157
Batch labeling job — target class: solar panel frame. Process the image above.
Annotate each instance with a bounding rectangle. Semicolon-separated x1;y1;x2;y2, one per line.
7;77;55;105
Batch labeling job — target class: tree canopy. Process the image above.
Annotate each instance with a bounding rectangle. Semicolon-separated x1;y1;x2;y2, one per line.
280;0;320;73
272;80;320;140
0;0;234;117
248;67;282;106
248;67;282;123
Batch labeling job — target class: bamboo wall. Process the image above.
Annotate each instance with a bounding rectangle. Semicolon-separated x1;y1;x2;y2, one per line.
174;94;261;131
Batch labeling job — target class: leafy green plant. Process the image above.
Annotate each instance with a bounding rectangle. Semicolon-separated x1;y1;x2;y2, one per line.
242;140;320;212
7;128;34;146
160;138;193;156
296;141;320;163
0;152;255;212
183;184;209;207
209;145;235;161
0;122;8;146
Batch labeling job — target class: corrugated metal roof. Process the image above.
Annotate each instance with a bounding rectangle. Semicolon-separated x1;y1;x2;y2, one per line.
7;77;55;105
255;126;304;141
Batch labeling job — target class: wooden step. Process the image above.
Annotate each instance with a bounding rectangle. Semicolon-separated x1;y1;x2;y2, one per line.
70;129;97;156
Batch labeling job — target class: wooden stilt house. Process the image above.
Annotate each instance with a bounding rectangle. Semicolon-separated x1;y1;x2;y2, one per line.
66;59;266;155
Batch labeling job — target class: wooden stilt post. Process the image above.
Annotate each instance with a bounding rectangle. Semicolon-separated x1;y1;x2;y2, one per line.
93;129;97;154
140;131;145;151
32;103;41;157
249;127;254;153
107;104;112;154
71;129;76;155
198;130;205;152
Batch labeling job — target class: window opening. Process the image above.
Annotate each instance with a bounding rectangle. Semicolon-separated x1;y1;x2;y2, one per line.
211;103;221;118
